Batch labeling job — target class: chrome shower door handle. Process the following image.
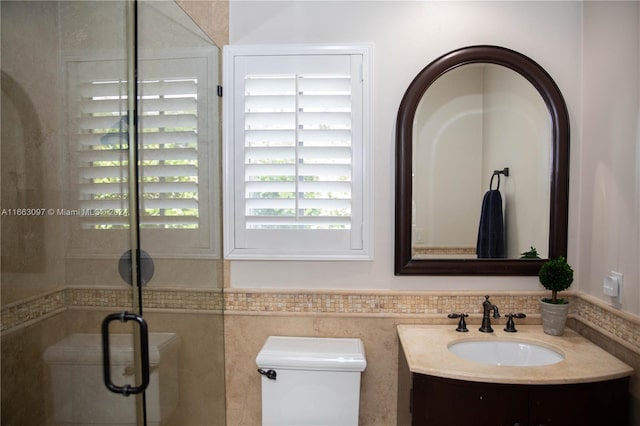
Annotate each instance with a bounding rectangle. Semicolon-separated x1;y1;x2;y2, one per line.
101;311;150;396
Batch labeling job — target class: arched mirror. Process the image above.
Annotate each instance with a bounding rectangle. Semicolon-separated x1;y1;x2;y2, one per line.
395;45;569;275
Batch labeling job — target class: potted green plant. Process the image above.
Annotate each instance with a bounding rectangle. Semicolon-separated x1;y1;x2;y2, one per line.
538;256;574;335
520;246;541;259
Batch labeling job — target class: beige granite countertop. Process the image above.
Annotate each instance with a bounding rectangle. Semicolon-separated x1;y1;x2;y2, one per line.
397;325;634;385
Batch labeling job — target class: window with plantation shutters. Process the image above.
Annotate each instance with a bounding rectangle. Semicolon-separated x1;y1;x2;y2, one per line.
67;53;219;256
223;45;373;260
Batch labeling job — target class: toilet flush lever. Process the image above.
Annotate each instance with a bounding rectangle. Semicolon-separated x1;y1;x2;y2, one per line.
258;369;277;380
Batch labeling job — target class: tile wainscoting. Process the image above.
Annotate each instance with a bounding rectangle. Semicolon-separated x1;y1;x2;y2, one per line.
2;287;639;425
223;289;640;426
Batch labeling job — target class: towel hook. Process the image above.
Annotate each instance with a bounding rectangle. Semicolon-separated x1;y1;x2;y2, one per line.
495;167;510;177
490;167;509;190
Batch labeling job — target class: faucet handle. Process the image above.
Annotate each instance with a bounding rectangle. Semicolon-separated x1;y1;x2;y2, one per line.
447;313;469;332
504;313;527;332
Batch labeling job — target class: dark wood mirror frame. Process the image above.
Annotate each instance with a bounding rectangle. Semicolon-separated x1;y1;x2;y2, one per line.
395;45;569;275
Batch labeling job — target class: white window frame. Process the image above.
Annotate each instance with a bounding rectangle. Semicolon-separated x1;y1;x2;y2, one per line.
223;44;373;260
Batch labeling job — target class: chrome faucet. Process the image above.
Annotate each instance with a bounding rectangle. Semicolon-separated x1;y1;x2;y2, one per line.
479;295;500;333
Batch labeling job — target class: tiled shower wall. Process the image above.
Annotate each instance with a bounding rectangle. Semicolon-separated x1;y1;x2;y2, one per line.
1;288;225;425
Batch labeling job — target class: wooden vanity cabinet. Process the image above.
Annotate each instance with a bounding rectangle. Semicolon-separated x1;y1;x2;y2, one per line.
409;374;529;425
528;378;629;426
397;347;630;426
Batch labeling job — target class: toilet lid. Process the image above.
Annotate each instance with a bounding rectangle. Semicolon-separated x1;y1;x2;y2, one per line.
256;336;367;372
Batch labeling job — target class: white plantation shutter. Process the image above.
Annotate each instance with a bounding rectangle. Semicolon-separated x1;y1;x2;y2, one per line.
224;45;372;259
137;74;200;228
67;53;218;256
72;59;201;228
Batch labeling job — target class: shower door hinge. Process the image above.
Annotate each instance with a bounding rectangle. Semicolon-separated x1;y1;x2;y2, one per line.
217;85;223;97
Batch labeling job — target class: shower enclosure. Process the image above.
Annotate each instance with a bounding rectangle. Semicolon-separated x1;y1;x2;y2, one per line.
1;1;225;424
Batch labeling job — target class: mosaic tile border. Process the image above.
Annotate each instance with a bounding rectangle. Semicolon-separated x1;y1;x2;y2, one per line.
223;289;640;353
3;287;639;354
222;290;545;316
413;246;476;256
66;287;224;311
572;295;640;351
1;289;66;332
1;287;223;333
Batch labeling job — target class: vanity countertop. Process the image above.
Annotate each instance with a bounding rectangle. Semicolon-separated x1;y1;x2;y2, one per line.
397;325;633;385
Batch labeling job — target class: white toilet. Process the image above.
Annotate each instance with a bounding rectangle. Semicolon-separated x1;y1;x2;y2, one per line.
256;336;367;426
44;333;180;426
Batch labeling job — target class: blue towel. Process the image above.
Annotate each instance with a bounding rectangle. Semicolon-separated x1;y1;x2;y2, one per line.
476;189;505;258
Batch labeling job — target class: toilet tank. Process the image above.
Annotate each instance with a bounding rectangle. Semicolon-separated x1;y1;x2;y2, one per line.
43;333;180;426
256;336;367;426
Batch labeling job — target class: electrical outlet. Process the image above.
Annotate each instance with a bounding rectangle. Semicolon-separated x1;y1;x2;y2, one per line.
603;271;623;304
613;271;623;304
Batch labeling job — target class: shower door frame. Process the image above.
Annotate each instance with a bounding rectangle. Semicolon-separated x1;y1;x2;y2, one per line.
126;0;148;423
100;1;149;424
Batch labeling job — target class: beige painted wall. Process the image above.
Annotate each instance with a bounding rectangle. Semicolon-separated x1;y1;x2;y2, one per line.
220;2;640;424
226;0;640;316
227;0;585;292
578;2;640;315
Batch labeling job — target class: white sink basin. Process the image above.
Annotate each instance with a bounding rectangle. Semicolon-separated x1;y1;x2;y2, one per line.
448;340;564;366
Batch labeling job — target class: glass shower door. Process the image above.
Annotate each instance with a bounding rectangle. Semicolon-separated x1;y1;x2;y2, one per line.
135;1;226;424
122;1;225;423
1;0;146;424
1;1;225;425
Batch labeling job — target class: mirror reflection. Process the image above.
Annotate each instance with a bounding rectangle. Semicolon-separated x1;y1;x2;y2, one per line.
412;64;551;259
395;45;569;276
